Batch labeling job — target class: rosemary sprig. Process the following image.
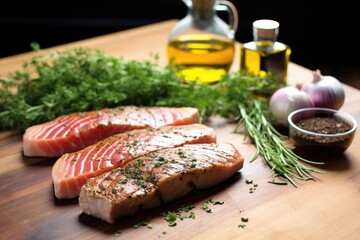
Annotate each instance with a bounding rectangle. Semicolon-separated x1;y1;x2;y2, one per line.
235;100;324;187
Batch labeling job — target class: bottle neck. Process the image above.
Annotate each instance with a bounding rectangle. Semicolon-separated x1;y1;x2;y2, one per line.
190;0;216;22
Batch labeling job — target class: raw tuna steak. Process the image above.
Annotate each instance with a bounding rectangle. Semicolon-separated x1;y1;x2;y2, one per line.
23;106;200;157
79;143;244;224
52;124;216;199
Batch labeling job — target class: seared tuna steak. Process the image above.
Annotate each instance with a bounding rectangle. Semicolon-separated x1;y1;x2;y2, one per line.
79;143;244;223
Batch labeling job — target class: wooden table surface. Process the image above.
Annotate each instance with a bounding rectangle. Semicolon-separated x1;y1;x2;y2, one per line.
1;20;360;240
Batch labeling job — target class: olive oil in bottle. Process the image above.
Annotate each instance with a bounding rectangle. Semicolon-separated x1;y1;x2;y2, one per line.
167;34;235;84
240;19;291;84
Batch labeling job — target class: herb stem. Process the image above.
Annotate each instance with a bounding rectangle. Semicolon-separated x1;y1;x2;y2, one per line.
236;100;325;187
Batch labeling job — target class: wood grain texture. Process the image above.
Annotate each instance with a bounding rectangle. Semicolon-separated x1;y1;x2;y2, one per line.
1;20;360;240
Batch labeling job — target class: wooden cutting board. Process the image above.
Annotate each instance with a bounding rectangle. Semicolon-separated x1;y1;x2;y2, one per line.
1;20;360;240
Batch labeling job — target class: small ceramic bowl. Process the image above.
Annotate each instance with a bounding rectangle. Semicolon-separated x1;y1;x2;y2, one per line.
288;107;357;154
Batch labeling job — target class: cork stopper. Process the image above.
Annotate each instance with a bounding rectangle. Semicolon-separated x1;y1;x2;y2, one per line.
253;19;279;42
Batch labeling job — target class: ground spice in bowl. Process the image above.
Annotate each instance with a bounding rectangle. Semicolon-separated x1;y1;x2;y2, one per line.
296;117;352;136
288;108;357;154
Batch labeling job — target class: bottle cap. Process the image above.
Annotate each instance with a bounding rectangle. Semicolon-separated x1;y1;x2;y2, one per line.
253;19;279;41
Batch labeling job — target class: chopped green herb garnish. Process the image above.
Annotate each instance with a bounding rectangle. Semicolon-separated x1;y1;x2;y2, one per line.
241;217;249;222
184;162;196;169
133;219;152;229
176;204;195;213
161;211;177;227
168;221;177;227
135;159;144;168
119;178;128;184
177;151;187;159
201;203;212;213
245;179;253;184
161;204;196;226
188;211;195;219
137;179;147;188
154;162;162;168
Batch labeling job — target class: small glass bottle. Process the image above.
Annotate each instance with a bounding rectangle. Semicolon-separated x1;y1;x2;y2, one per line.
240;19;291;84
167;0;238;84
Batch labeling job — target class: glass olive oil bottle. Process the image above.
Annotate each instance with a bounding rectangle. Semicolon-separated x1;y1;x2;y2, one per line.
167;0;238;84
240;19;291;84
